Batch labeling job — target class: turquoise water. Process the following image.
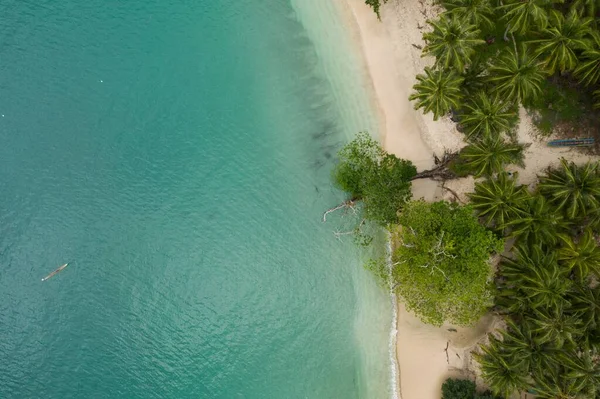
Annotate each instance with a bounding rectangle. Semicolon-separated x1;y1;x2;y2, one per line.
0;1;392;398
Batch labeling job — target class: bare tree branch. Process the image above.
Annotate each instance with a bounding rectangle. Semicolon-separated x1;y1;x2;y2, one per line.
332;219;366;240
432;265;450;281
322;200;356;222
333;229;355;240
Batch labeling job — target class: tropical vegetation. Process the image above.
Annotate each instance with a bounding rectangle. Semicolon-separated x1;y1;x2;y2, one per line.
332;132;416;225
357;0;600;395
469;161;600;398
468;171;529;231
441;378;502;399
406;0;600;128
451;136;525;177
409;67;463;121
332;133;504;325
391;200;503;325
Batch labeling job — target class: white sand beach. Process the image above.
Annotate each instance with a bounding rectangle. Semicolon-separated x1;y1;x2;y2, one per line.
339;1;487;397
339;0;599;398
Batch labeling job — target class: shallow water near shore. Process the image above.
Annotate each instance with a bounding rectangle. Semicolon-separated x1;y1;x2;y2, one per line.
0;1;392;398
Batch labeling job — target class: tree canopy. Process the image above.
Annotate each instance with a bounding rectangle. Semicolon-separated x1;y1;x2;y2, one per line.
453;135;525;177
391;200;503;325
409;66;464;121
333;132;417;225
441;378;503;399
475;162;600;398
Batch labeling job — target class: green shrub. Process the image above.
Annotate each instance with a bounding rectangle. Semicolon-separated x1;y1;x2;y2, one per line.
393;201;503;325
442;378;476;399
442;378;504;399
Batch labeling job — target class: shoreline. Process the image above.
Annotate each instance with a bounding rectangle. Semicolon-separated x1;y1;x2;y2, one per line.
338;1;455;398
337;1;492;398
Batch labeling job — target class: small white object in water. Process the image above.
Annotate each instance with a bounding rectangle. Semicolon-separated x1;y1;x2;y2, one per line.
100;80;103;83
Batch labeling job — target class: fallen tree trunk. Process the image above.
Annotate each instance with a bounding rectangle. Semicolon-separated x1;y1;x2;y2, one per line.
322;198;358;222
411;151;459;181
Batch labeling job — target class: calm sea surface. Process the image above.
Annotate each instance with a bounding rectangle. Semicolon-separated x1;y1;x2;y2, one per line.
0;1;392;397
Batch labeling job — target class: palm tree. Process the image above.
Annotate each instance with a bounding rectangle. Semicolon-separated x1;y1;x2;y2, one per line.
574;31;600;86
567;284;600;335
506;194;570;246
500;245;571;310
533;367;584;399
422;14;484;73
409;67;464;121
469;171;529;230
475;335;530;398
526;306;583;348
559;346;600;397
569;0;600;19
459;92;519;139
499;0;552;35
487;44;547;104
460;61;487;97
558;229;600;280
456;135;525;177
495;285;530;314
440;0;495;29
537;158;600;220
500;319;562;374
580;205;600;231
529;10;593;74
594;89;600;109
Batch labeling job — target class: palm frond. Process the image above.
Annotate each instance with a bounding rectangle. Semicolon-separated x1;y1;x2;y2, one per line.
409;67;464;120
422;14;485;73
469;172;530;231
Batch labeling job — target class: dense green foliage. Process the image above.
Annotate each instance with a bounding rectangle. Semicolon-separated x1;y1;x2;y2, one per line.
468;172;529;231
487;45;546;104
442;378;502;399
459;93;518;139
408;0;600;132
363;1;600;394
575;31;600;86
409;67;464;121
422;14;485;72
442;378;477;399
505;194;569;246
452;135;525;177
530;10;593;75
391;200;503;326
473;160;600;398
333;132;417;225
538;158;600;221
